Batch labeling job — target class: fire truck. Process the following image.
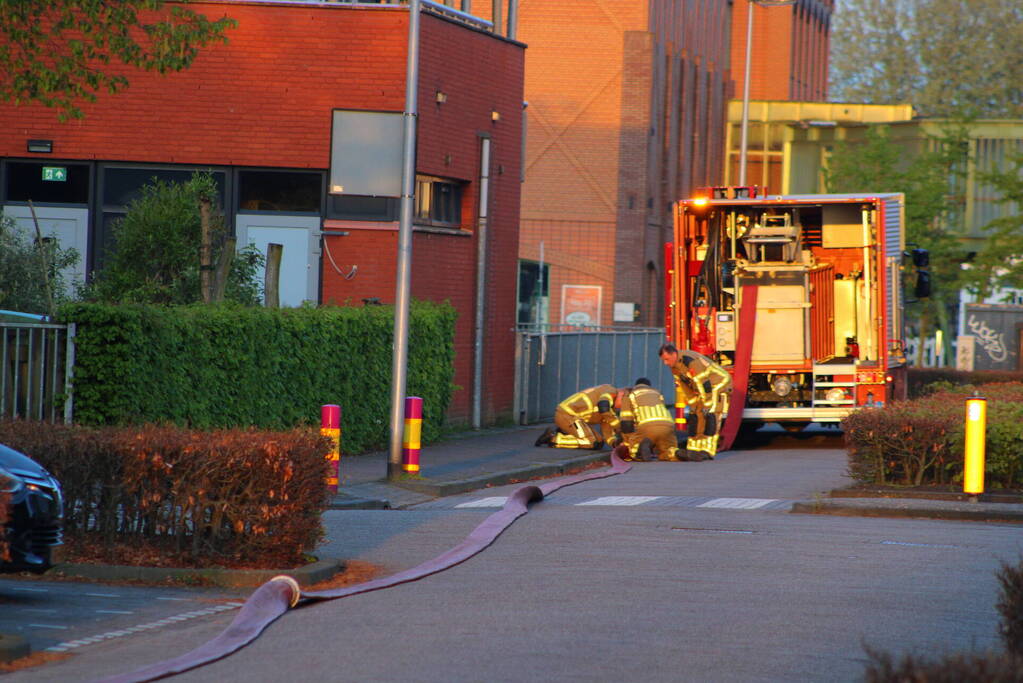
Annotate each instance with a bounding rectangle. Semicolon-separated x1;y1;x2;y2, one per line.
666;188;927;435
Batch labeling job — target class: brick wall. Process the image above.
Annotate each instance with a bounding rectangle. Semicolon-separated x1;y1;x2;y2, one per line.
517;0;732;328
0;2;523;425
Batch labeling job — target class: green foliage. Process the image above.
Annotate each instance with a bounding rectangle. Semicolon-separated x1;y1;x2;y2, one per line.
830;0;1023;119
0;213;80;315
84;172;262;306
59;300;457;454
843;382;1023;488
0;0;236;121
965;151;1023;300
909;367;1023;398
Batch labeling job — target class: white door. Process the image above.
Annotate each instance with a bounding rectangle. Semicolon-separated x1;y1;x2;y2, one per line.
2;205;89;296
235;215;320;307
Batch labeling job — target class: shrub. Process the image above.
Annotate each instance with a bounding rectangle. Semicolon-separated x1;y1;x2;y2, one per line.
59;300;456;454
0;213;80;315
843;382;1023;488
998;559;1023;658
909;367;1023;398
0;419;331;568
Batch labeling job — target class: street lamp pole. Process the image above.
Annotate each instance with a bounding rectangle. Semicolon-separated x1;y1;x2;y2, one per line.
737;0;795;188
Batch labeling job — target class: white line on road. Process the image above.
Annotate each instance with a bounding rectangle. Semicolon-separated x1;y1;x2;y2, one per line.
85;592;121;598
95;609;134;615
575;496;664;506
29;623;69;630
11;586;49;592
45;603;242;653
455;496;508;508
697;498;777;509
155;597;189;601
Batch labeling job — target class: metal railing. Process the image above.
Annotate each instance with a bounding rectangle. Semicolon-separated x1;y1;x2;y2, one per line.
1;321;75;423
514;326;675;424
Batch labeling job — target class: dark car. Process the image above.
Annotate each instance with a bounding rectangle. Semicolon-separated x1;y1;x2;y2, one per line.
0;443;63;573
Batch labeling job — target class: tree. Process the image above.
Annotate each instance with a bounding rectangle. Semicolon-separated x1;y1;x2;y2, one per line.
85;172;263;306
829;0;1023;118
824;124;971;365
0;213;80;316
962;151;1023;300
0;0;235;120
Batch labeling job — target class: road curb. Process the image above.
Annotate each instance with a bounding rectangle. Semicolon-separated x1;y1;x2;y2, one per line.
791;501;1023;524
44;557;345;589
387;452;613;498
0;632;29;663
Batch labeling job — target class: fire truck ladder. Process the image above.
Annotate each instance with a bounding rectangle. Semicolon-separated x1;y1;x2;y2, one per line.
719;285;758;451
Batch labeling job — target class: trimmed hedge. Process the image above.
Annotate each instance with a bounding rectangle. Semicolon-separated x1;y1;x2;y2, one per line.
59;301;456;454
0;420;330;568
908;367;1023;398
843;382;1023;488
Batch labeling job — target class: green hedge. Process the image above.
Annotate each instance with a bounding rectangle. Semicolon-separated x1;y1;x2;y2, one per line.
59;301;456;454
843;382;1023;488
908;367;1023;398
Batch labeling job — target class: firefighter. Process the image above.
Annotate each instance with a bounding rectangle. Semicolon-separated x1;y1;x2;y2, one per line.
535;383;620;450
616;378;690;462
658;343;732;460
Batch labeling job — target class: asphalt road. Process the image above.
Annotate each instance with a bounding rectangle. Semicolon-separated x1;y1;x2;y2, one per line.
6;441;1022;682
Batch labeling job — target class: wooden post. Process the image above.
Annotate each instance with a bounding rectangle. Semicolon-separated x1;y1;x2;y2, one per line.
264;243;283;308
199;196;213;303
27;200;56;320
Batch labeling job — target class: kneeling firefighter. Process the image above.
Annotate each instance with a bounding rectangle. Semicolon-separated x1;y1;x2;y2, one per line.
535;384;620;449
616;378;691;461
658;343;732;460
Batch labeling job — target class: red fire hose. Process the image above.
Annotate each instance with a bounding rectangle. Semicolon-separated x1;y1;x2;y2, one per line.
98;449;634;683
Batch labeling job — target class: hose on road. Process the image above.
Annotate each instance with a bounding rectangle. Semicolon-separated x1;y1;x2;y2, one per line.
98;448;633;683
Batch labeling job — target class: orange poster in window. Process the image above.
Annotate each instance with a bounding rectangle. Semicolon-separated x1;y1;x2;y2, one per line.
561;285;602;326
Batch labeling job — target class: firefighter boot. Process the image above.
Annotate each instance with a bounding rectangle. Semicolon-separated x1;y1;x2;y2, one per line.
535;427;556;447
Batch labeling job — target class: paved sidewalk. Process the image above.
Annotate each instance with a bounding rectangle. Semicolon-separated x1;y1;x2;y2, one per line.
329;424;611;509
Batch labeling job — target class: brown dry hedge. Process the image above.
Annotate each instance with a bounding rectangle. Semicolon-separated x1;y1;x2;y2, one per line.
0;420;331;569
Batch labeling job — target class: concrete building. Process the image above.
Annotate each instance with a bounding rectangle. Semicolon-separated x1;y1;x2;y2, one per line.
0;0;525;425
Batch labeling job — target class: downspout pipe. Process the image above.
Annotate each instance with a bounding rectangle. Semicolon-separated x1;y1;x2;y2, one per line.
388;0;421;480
472;137;492;429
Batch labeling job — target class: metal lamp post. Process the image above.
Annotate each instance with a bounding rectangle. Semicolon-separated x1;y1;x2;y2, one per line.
738;0;796;187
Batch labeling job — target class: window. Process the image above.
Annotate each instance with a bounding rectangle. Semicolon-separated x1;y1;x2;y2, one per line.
238;170;321;213
415;175;464;228
326;194;398;221
517;260;549;326
4;161;90;204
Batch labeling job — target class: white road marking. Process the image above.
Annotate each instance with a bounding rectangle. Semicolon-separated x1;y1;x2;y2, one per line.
45;603;244;653
95;609;134;615
697;498;777;509
85;592;121;598
155;597;189;601
454;496;508;508
29;623;68;630
11;586;49;592
575;496;664;506
880;540;963;549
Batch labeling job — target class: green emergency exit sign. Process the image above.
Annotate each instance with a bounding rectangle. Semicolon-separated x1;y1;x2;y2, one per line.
42;166;67;182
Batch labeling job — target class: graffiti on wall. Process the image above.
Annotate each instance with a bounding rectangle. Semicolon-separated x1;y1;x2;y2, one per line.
967;314;1008;363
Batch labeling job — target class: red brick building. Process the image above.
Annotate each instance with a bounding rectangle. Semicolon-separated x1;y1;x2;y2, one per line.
501;0;831;329
0;1;524;425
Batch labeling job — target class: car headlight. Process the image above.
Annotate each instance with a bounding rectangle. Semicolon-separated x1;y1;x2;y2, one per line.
0;465;26;496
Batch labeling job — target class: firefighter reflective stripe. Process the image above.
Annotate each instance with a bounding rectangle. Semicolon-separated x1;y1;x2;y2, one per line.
635;404;672;425
560;393;595;417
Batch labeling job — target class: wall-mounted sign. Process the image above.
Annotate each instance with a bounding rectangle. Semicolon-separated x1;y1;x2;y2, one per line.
42;166;67;182
562;284;602;326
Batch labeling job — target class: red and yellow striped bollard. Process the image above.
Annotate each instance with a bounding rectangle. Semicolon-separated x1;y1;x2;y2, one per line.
321;404;341;493
402;396;423;473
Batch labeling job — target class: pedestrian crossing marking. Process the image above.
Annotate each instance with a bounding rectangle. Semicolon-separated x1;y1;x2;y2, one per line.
697;498;777;509
454;496;508;508
575;496;663;506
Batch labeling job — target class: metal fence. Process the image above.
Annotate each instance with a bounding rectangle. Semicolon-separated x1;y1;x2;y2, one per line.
1;321;74;422
514;326;676;424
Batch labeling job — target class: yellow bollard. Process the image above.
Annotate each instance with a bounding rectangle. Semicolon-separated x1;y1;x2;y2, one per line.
321;404;341;493
963;396;986;497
